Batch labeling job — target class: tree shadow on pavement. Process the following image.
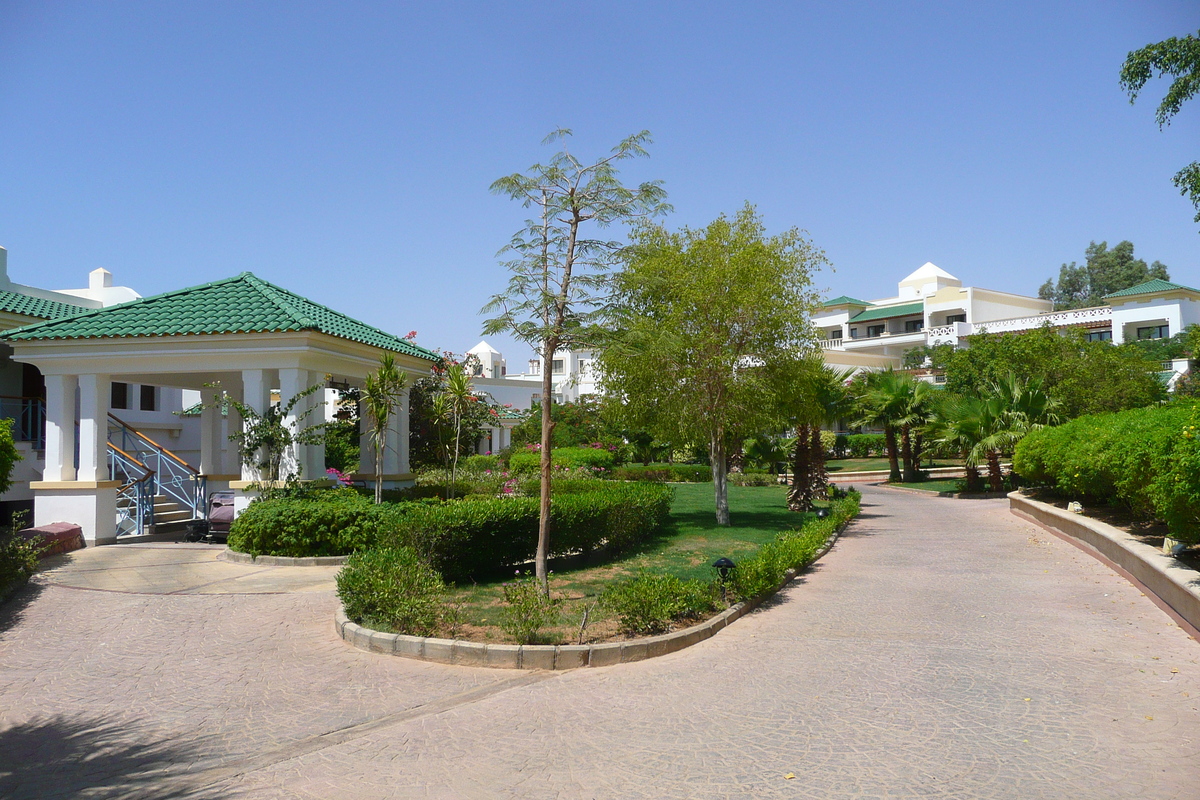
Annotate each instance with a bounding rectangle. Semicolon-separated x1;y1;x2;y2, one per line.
0;582;43;634
0;715;224;800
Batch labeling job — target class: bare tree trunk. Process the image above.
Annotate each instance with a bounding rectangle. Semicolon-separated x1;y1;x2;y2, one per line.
965;463;984;493
374;437;383;504
788;424;816;511
810;426;827;495
986;450;1004;493
711;430;730;526
884;426;901;483
900;425;917;482
536;340;556;595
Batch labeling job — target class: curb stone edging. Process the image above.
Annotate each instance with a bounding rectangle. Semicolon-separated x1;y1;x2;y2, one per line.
218;549;349;567
1009;491;1200;636
335;513;856;669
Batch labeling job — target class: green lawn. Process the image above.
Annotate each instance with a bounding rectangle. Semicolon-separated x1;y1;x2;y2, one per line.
444;483;814;644
826;457;961;473
890;478;962;493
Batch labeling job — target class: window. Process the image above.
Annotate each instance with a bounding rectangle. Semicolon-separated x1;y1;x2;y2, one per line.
140;385;157;412
945;314;966;324
904;320;924;332
1137;325;1169;340
1085;330;1112;342
934;374;947;384
867;324;885;338
111;382;129;410
828;329;842;340
552;359;565;374
849;328;859;339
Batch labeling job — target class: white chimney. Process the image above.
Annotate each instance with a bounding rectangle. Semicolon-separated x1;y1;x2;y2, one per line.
0;246;7;282
89;268;113;290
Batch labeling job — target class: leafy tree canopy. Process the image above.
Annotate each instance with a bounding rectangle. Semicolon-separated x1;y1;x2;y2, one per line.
942;325;1166;418
1120;30;1200;229
1037;240;1169;309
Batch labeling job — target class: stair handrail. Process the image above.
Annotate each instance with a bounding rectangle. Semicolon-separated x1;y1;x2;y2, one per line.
108;440;155;536
107;413;200;474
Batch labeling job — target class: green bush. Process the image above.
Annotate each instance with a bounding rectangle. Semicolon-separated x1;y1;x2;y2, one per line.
508;446;615;474
731;492;860;601
228;491;397;557
0;529;42;600
336;546;446;635
463;454;500;471
833;433;849;459
602;572;721;635
846;433;886;458
384;482;674;581
1014;403;1200;542
728;472;777;487
819;430;838;456
609;464;713;482
500;574;560;644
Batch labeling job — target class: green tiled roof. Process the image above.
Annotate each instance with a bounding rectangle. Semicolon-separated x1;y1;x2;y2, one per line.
849;301;924;323
3;272;437;360
822;295;871;308
0;290;87;321
1105;279;1200;300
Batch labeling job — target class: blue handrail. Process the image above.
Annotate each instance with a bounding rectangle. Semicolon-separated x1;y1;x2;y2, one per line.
107;414;206;537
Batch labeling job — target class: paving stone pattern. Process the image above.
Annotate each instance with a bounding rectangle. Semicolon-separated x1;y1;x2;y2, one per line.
2;486;1199;799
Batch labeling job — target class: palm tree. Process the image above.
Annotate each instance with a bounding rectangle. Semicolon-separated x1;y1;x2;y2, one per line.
360;355;409;504
441;362;477;497
929;393;990;492
971;374;1061;491
787;365;855;511
855;369;912;483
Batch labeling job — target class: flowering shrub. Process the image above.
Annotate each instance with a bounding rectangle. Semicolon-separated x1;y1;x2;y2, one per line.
325;467;353;487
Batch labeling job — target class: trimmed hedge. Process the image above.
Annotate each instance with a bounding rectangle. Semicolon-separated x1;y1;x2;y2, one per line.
228;491;400;558
609;464;713;482
846;433;886;458
1014;402;1200;542
384;482;674;581
508;446;616;474
728;472;778;487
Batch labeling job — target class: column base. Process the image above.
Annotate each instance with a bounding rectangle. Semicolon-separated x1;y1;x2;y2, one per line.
31;481;120;546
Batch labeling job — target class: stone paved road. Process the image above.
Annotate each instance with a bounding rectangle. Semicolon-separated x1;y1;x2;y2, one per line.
3;486;1199;799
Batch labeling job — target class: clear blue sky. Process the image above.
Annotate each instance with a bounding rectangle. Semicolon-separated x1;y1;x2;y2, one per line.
1;1;1196;364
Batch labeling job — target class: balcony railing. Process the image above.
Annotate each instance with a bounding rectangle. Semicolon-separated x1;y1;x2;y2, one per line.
0;396;46;450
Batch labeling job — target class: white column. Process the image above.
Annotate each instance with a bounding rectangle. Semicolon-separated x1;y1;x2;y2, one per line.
77;374;110;482
490;426;502;455
199;385;220;475
306;374;326;480
278;367;307;481
240;369;269;481
43;374;78;481
382;397;402;477
398;387;410;475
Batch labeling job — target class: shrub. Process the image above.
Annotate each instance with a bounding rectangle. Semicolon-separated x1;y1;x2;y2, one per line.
731;492;860;601
1014;403;1200;542
0;526;42;600
819;430;838;457
508;446;615;474
228;491;395;557
336;546;446;636
499;574;560;644
846;433;886;458
609;464;713;482
463;454;500;471
833;433;849;459
602;572;720;635
384;482;674;581
728;472;778;486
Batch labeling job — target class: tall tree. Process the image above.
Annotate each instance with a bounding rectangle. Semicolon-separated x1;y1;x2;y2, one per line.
784;364;854;511
855;369;931;483
360;355;409;504
1120;30;1200;230
600;205;826;525
483;130;669;592
1037;240;1169;309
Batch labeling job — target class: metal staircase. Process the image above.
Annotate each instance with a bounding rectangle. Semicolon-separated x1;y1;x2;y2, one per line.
108;414;206;538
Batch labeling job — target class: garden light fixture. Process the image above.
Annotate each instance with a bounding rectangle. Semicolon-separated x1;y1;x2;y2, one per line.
712;557;736;582
816;507;832;519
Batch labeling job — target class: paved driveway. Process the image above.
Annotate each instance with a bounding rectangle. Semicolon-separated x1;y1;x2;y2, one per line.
2;487;1198;799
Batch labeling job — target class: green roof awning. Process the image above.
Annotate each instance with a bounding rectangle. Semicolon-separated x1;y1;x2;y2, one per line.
1105;279;1200;300
0;290;87;322
822;295;871;308
2;272;438;360
849;301;924;323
